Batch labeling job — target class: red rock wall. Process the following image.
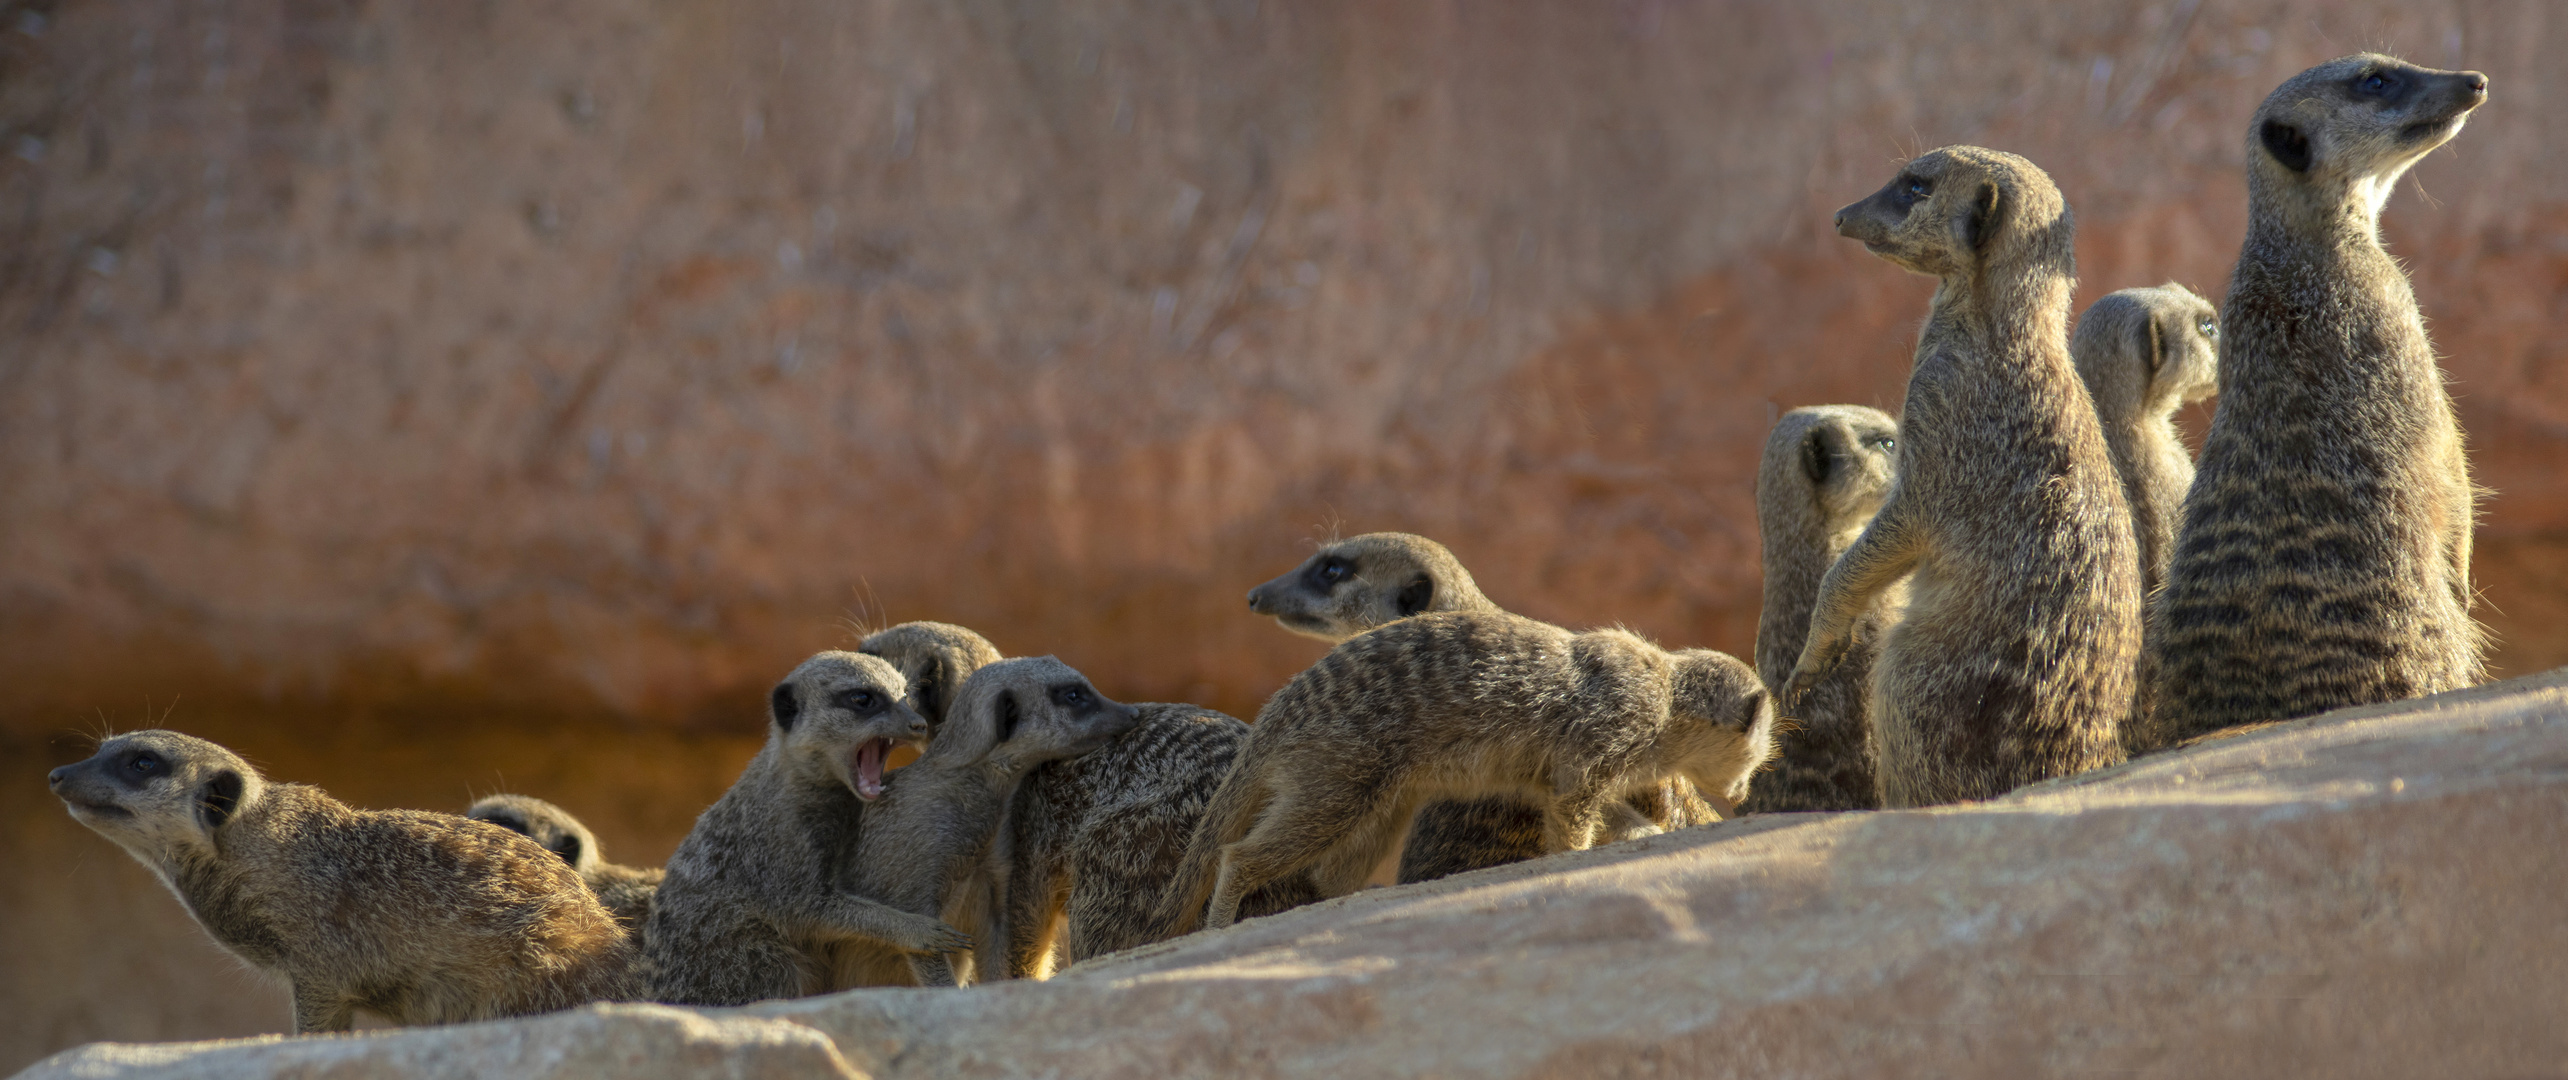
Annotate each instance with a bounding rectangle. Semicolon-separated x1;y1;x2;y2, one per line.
6;0;2567;1069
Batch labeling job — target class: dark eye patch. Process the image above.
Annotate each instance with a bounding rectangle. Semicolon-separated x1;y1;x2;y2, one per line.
126;751;163;778
1308;556;1354;589
832;687;883;714
1050;683;1092;709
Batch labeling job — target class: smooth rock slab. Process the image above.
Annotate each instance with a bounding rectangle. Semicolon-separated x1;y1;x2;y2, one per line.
24;670;2568;1080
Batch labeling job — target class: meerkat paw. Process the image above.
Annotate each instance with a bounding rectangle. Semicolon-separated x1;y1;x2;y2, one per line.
895;916;976;955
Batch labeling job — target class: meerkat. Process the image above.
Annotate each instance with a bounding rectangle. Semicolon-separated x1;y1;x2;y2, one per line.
2070;284;2221;602
2141;56;2490;748
464;794;664;940
1158;611;1775;934
1246;533;1715;884
999;702;1329;978
49;731;638;1033
1739;405;1901;814
834;657;1141;986
859;620;1006;732
644;651;973;1006
1790;146;2140;808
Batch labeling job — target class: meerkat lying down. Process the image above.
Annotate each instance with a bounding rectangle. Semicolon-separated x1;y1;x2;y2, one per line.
1159;611;1776;934
50;730;639;1033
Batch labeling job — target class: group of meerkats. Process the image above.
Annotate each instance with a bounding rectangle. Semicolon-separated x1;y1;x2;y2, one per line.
48;54;2494;1036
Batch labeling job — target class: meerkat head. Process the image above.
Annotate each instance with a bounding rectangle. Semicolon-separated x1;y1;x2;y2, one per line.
926;657;1141;772
2249;55;2487;228
1246;532;1495;643
1834;145;2072;282
2071;284;2220;423
1759;405;1900;544
464;794;604;873
769;651;932;802
49;730;269;873
1662;650;1779;805
858;621;1005;733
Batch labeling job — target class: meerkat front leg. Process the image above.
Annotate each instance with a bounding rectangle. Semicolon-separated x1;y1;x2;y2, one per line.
1542;780;1615;854
1787;502;1926;708
290;981;356;1034
806;892;975;956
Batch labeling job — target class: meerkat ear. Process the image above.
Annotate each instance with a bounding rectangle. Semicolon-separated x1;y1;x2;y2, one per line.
2259;120;2313;173
995;691;1022;743
1954;179;2004;254
199;770;243;830
769;683;801;732
1800;429;1834;485
915;656;947;723
1396;575;1435;617
2142;315;2167;375
548;832;585;865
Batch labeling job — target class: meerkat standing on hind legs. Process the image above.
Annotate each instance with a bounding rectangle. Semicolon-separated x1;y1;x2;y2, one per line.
2070;284;2220;604
644;652;973;1006
50;731;639;1032
1246;532;1714;883
1788;146;2140;808
1157;611;1774;935
2139;56;2490;750
837;657;1140;986
1740;406;1901;814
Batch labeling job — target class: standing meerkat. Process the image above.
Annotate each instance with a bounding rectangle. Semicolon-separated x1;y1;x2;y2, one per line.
2070;284;2221;602
1790;146;2140;808
1246;534;1715;885
1739;405;1901;814
837;657;1140;986
644;651;972;1006
1159;612;1775;934
49;731;638;1033
2142;56;2489;748
464;794;664;941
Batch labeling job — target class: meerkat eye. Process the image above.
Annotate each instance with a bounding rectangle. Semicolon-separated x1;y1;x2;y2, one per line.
2197;316;2219;341
833;688;880;713
2358;71;2395;96
1871;436;1896;452
1315;558;1353;586
127;752;162;776
1051;685;1091;708
1905;179;1929;197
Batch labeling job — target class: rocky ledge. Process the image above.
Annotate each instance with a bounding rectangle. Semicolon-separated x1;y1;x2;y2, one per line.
24;669;2568;1080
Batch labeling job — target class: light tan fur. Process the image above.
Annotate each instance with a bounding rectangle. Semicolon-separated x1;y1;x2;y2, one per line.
1159;612;1774;934
50;731;638;1033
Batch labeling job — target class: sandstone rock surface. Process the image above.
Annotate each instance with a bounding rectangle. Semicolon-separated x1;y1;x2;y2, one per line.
24;669;2568;1080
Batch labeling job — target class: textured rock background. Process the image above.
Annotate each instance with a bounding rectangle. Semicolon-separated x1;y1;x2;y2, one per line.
6;0;2568;1071
23;671;2568;1080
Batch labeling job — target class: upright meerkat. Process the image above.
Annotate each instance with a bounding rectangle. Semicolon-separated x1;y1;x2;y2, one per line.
2143;55;2489;748
1159;612;1775;934
1791;146;2140;808
50;731;638;1033
1247;534;1713;884
1739;405;1901;814
644;652;972;1006
464;794;664;940
2070;284;2221;601
999;702;1329;978
837;657;1140;986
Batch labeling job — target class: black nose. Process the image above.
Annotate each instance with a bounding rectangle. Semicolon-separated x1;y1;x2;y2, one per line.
1245;585;1270;613
2462;71;2487;95
1832;208;1850;231
47;765;69;789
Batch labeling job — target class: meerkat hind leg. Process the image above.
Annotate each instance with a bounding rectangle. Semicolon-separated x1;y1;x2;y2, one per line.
291;982;357;1034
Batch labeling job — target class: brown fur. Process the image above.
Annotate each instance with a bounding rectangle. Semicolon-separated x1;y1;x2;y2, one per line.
2141;55;2489;748
1160;612;1775;934
1793;146;2138;807
1001;702;1328;977
2070;284;2220;603
835;657;1141;986
1740;405;1900;813
1247;532;1715;884
464;794;664;941
859;620;1006;733
49;731;638;1033
643;651;970;1006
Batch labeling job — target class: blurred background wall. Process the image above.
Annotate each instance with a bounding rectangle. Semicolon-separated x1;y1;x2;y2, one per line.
6;0;2566;1068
